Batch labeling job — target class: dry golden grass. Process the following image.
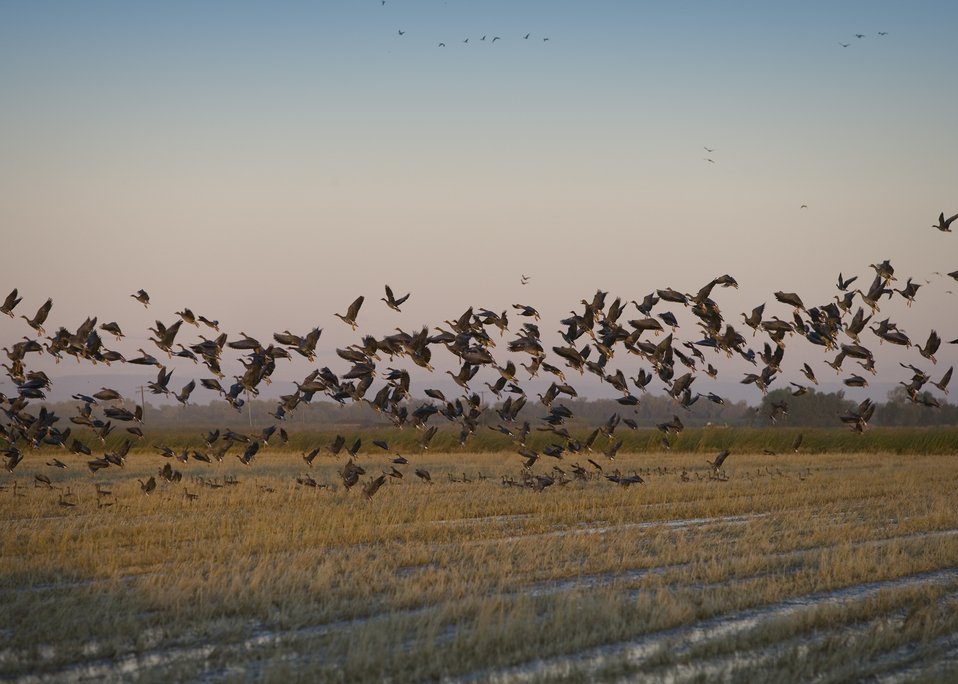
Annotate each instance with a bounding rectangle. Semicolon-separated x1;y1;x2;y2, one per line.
1;449;957;682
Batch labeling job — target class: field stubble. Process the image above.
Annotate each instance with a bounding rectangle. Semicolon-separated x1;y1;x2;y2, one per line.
1;449;957;682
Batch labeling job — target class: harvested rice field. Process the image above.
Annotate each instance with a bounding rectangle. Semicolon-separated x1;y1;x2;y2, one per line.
2;449;957;682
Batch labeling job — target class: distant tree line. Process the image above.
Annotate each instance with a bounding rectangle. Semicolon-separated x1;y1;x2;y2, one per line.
757;388;958;427
36;387;957;431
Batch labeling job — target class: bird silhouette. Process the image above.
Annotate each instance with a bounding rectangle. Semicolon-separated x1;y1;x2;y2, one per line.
131;289;150;307
933;211;957;232
21;298;53;336
919;330;941;364
708;449;730;470
1;289;22;318
335;296;364;330
381;285;410;312
837;273;858;291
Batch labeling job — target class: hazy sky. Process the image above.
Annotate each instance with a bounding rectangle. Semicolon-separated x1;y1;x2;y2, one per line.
1;1;956;397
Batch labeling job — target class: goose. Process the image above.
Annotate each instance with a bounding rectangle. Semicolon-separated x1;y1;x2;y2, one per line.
837;273;858;291
933;211;958;232
932;367;953;395
381;285;410;312
363;475;387;499
335;296;364;330
1;289;22;317
131;289;150;307
918;330;941;364
708;449;730;470
21;298;53;335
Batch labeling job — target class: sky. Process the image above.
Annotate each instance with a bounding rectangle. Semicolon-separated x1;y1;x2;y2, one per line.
1;1;957;401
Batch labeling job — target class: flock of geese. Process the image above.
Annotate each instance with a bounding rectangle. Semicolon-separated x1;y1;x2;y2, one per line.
838;31;890;48
380;1;550;48
1;214;956;499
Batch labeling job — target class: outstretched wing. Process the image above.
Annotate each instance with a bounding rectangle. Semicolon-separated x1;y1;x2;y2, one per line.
347;296;364;320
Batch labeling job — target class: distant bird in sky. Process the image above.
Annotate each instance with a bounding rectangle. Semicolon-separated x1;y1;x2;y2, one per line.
492;36;501;42
855;34;865;39
512;303;539;319
131;289;150;307
438;42;445;47
1;289;22;318
933;211;957;232
704;158;715;163
839;42;850;48
878;31;888;36
21;298;52;336
175;308;197;326
837;273;858;291
381;285;410;312
933;366;953;395
481;35;486;41
524;33;530;39
543;37;549;41
521;274;530;285
800;204;808;209
704;146;715;153
919;330;941;364
398;30;404;36
463;38;468;43
335;296;364;330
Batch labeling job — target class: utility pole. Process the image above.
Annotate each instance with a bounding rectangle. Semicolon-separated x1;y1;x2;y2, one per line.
138;386;146;424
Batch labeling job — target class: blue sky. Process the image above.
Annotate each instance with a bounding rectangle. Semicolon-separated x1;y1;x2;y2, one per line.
1;1;956;396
